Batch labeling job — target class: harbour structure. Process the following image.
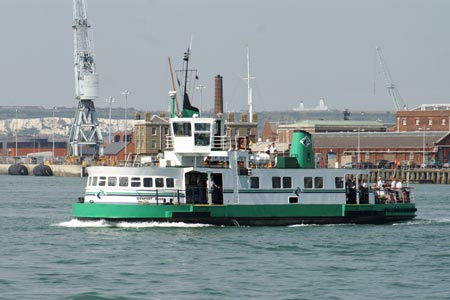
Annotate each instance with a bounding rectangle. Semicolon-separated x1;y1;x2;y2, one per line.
67;0;104;161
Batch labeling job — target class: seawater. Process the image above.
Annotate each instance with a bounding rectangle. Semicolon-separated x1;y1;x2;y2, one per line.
1;175;450;300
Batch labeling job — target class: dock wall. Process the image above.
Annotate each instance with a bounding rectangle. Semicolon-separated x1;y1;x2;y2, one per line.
1;163;450;183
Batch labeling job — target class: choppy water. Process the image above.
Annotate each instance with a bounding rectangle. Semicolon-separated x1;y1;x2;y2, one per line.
1;175;450;300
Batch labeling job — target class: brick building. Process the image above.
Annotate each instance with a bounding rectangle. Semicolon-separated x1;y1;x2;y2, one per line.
395;104;450;132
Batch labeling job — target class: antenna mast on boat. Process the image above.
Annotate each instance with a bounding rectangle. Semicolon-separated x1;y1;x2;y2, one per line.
242;46;255;122
68;0;104;160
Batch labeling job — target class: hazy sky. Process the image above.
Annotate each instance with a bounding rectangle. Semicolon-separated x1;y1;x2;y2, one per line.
1;0;450;113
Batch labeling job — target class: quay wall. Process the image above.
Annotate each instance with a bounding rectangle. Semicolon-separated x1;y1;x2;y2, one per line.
0;164;83;177
369;169;450;184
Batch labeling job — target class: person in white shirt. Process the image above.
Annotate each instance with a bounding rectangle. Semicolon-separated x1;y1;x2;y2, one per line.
377;177;385;190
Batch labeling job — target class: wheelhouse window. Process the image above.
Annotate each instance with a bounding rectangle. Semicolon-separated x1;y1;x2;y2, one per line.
272;177;281;188
155;178;164;188
172;122;191;137
250;177;260;189
119;177;129;187
143;177;153;187
131;177;141;187
195;123;211;131
91;176;97;186
108;176;117;187
283;177;292;188
194;133;211;146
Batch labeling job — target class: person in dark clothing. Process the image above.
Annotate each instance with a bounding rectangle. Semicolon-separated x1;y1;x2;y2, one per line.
346;176;357;204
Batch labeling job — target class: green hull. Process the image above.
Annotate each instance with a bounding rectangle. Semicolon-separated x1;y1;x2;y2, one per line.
72;203;416;226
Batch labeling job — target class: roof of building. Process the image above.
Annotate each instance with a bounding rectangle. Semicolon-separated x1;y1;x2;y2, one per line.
312;131;448;148
278;120;383;127
104;142;129;155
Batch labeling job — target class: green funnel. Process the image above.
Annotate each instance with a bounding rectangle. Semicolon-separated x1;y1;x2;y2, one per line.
289;130;314;169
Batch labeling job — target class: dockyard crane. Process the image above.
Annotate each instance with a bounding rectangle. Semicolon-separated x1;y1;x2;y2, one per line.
375;46;408;111
68;0;104;160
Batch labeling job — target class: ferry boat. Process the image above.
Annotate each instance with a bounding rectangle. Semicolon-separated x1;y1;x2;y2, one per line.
72;48;416;226
72;108;416;226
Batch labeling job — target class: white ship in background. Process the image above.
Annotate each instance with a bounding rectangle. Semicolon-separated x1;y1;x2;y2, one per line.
293;98;329;111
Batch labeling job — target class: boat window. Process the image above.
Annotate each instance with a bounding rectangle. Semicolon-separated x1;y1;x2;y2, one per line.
172;122;191;137
131;177;141;187
108;176;117;187
250;177;259;189
87;177;92;186
194;133;210;146
272;177;281;188
143;177;153;187
289;197;298;204
315;177;324;189
119;177;129;187
283;177;292;188
98;176;106;187
194;123;210;131
335;177;344;189
166;178;174;188
304;177;313;189
92;176;98;186
155;178;164;188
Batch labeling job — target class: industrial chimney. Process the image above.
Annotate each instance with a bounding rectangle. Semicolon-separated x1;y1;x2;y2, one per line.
214;75;223;117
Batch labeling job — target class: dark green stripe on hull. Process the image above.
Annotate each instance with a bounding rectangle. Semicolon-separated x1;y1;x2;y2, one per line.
72;203;416;226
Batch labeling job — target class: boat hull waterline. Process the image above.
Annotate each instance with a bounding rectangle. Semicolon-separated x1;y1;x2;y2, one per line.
72;203;417;226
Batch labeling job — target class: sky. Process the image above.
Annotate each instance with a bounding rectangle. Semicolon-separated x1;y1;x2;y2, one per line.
1;0;450;113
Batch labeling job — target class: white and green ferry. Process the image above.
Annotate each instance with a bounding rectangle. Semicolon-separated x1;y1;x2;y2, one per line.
72;106;416;226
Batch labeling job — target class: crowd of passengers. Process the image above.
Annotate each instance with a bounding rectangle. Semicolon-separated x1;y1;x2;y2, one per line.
346;176;411;204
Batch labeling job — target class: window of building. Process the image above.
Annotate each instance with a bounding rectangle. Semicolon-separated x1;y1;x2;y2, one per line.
250;177;259;189
155;178;164;188
131;177;141;187
108;177;117;187
164;127;169;135
143;177;153;187
98;176;106;186
442;119;447;126
119;177;129;187
428;119;433;126
152;127;157;135
151;140;157;149
272;177;281;188
166;178;174;188
415;119;420;126
402;118;407;126
283;177;292;188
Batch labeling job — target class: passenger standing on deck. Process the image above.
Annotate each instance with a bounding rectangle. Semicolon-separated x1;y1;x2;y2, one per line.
346;176;357;204
377;176;385;190
359;178;369;204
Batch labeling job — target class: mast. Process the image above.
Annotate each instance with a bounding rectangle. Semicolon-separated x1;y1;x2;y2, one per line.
68;0;104;159
242;46;255;122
